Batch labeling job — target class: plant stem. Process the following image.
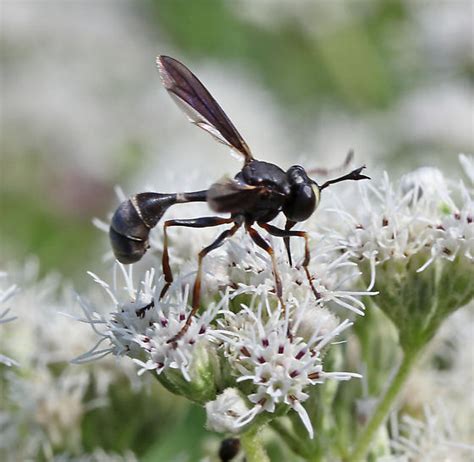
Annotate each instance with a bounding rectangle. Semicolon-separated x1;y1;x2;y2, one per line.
270;420;307;459
350;348;420;461
241;429;270;462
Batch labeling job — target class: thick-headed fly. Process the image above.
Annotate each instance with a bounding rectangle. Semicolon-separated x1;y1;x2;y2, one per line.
109;56;369;342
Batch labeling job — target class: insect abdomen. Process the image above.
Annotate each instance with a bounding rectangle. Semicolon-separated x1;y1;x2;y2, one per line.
109;193;178;264
109;191;208;264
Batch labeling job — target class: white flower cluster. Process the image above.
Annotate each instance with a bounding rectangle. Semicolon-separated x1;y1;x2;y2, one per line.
75;266;224;385
4;368;93;457
402;304;474;443
387;403;474;462
223;232;369;316
329;155;473;286
0;275;18;367
209;298;358;438
0;261;141;461
77;245;369;438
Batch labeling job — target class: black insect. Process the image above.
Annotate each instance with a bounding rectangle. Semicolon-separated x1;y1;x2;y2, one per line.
109;55;369;342
218;438;241;462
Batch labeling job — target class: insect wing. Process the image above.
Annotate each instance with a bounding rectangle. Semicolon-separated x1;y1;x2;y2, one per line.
166;92;232;148
157;55;253;163
207;177;264;213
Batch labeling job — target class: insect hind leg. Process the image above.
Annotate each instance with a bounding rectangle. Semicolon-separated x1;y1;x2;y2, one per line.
166;219;242;345
160;216;234;299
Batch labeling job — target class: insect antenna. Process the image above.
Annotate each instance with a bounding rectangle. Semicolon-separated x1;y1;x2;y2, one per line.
318;166;370;191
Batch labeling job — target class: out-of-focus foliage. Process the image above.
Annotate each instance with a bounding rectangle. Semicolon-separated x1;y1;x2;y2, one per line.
148;0;401;109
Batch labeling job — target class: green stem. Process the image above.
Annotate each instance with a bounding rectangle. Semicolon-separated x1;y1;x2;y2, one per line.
350;348;420;461
270;420;306;459
241;429;270;462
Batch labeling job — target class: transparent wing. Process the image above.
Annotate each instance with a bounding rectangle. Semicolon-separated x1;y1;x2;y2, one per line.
157;55;254;163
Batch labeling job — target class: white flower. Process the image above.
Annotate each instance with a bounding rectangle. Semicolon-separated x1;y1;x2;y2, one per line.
0;278;19;367
212;296;361;438
1;367;102;460
205;388;250;434
331;161;473;284
224;230;371;316
75;264;225;386
79;200;374;435
325;159;474;353
389;403;474;462
402;304;474;442
459;153;474;185
294;304;340;344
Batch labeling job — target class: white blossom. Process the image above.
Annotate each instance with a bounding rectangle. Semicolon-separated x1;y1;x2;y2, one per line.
402;304;474;443
224;230;372;316
205;388;250;434
0;278;19;367
1;366;107;461
75;264;225;384
76;233;372;437
0;261;144;461
329;159;473;285
388;403;474;462
459;154;474;185
212;296;361;438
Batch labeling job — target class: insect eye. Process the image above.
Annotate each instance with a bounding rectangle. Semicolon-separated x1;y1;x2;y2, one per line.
283;183;317;222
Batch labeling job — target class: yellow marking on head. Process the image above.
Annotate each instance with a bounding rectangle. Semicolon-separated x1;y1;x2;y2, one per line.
312;184;321;209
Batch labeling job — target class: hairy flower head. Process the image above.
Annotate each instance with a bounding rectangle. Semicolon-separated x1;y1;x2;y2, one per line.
75;265;226;403
212;296;360;438
388;403;474;462
330;156;474;350
0;276;19;367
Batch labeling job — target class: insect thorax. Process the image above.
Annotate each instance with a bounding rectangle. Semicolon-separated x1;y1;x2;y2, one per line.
233;161;291;222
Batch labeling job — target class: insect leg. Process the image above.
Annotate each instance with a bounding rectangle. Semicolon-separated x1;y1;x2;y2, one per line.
160;216;234;298
246;225;286;313
167;220;242;344
283;220;296;267
258;222;320;300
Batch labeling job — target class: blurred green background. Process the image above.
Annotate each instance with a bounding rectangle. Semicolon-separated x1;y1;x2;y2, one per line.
1;0;472;280
0;2;473;459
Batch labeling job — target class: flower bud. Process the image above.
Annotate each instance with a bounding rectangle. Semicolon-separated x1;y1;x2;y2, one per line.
205;388;250;434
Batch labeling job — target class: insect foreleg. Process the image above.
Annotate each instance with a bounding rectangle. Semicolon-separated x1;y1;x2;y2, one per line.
246;224;285;313
258;222;320;300
283;220;296;267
